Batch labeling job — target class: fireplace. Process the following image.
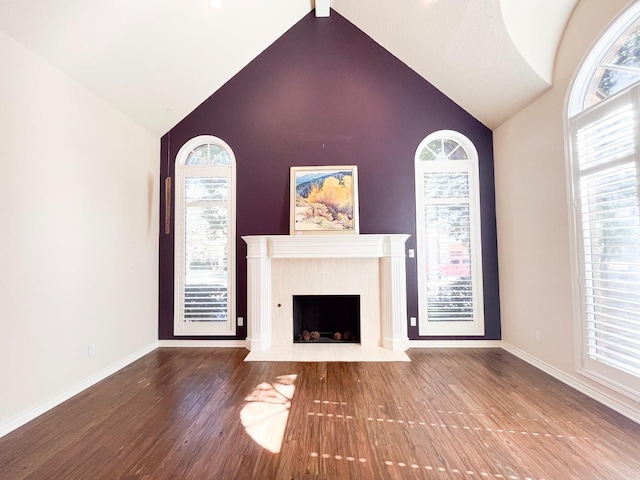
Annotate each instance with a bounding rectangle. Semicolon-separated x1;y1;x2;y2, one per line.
293;295;360;343
242;234;410;355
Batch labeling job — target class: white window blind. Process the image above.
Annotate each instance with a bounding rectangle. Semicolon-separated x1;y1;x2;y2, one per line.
422;172;474;322
183;198;229;323
571;87;640;387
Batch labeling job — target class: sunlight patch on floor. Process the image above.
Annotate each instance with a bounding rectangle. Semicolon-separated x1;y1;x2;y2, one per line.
240;374;297;453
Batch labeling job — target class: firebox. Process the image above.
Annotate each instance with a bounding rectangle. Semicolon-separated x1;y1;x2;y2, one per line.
293;295;361;343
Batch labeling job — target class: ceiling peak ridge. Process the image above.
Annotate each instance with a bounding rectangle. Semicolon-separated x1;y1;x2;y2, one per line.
316;0;330;17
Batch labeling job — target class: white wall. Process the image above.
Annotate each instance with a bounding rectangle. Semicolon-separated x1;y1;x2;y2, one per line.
494;0;640;419
0;31;159;434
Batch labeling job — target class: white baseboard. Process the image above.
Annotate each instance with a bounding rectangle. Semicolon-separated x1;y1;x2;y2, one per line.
158;340;247;348
408;340;502;348
0;341;158;439
502;342;640;425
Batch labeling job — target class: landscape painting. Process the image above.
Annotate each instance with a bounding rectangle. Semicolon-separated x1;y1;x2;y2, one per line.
290;166;359;234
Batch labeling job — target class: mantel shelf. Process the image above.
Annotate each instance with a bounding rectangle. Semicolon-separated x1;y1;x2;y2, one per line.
242;234;410;259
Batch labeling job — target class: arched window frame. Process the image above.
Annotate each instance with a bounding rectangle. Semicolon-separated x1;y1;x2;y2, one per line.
567;2;640;401
174;135;236;336
414;130;485;336
569;1;640;117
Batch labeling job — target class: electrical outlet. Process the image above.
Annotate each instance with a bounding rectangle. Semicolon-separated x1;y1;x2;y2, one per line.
408;249;415;258
410;316;417;327
238;317;244;327
535;331;542;344
88;344;96;357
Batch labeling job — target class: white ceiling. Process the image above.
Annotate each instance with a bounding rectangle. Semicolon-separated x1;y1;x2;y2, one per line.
0;0;578;136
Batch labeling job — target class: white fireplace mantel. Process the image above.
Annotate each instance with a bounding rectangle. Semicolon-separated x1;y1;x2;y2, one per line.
242;234;410;353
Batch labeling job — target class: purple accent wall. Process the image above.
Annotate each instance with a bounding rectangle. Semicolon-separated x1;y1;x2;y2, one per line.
159;10;500;340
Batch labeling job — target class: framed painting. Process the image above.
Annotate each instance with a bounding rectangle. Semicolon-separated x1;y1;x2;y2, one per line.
290;165;359;235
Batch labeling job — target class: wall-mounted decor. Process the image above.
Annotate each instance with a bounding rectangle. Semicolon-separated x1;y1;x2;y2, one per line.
290;165;359;234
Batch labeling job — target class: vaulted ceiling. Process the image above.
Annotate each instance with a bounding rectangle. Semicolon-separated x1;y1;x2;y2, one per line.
0;0;578;136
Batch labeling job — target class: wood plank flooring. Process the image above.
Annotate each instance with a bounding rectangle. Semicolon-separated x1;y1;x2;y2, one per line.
1;348;640;479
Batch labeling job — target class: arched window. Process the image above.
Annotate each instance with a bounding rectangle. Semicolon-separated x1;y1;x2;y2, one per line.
569;2;640;117
414;131;484;336
174;136;236;335
568;3;640;397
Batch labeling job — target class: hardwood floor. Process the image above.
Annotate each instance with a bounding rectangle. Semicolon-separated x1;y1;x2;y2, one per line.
2;348;640;479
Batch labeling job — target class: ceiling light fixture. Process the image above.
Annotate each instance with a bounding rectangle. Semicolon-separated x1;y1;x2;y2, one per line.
208;0;222;10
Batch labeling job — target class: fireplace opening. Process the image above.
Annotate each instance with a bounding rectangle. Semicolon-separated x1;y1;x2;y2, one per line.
293;295;361;343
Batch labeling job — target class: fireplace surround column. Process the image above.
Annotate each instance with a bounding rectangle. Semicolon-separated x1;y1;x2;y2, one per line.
245;236;272;351
381;236;409;351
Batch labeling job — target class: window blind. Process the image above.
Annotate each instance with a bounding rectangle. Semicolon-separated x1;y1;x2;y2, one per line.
182;176;229;323
422;171;474;323
572;89;640;379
